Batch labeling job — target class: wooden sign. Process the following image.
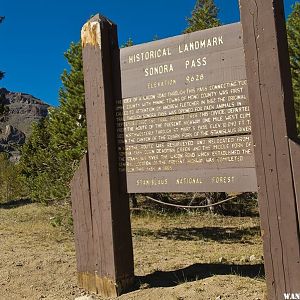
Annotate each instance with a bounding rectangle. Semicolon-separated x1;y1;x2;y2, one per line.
118;23;257;193
72;1;300;297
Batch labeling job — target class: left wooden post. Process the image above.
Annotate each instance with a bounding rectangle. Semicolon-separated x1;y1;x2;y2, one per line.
71;14;135;298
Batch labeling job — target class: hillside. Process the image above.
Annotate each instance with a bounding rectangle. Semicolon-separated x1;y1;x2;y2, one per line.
0;88;49;159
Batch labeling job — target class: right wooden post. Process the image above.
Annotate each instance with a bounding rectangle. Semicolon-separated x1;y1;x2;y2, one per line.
240;0;300;298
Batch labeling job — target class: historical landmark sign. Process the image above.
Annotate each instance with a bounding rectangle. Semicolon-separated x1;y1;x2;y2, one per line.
118;23;257;193
72;3;300;297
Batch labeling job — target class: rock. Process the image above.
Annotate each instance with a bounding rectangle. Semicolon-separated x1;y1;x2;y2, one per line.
0;88;48;119
240;256;250;263
249;255;256;262
140;282;151;289
218;257;227;263
0;88;49;158
75;296;96;300
1;125;26;145
0;125;26;161
260;255;264;261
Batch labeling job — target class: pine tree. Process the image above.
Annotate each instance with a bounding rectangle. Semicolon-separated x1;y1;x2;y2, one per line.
48;41;87;162
20;41;87;203
20;118;60;202
287;3;300;134
184;0;221;33
121;37;134;48
0;153;27;203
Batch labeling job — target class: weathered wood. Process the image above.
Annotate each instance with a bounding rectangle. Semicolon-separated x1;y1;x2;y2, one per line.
120;23;245;98
289;139;300;225
240;0;300;298
70;154;96;293
118;23;257;193
81;15;134;297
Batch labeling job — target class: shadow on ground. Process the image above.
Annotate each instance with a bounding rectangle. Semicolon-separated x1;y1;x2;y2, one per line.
0;198;32;209
137;263;265;288
133;226;261;244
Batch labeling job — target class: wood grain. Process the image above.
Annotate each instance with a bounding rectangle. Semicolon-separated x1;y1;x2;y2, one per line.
70;154;96;293
120;23;245;98
240;0;300;298
80;14;134;297
289;139;300;227
118;23;256;193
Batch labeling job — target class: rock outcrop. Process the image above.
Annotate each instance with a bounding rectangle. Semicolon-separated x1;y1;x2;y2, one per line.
0;88;49;159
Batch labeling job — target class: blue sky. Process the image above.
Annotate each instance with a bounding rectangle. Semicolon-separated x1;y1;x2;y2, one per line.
0;0;298;106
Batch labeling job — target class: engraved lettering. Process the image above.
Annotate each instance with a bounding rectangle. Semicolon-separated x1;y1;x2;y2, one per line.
145;64;174;77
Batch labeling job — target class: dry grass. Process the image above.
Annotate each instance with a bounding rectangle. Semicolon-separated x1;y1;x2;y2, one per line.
0;200;266;300
132;211;263;273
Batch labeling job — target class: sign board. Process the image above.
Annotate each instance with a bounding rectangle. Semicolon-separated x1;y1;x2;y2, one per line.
74;8;300;298
118;23;257;193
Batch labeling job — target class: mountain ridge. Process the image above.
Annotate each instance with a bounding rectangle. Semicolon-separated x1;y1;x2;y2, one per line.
0;88;50;159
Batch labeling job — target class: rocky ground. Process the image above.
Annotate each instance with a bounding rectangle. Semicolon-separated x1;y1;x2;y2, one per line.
0;201;266;300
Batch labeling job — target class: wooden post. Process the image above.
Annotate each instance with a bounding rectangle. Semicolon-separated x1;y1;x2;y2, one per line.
240;0;300;298
71;154;96;292
72;14;135;297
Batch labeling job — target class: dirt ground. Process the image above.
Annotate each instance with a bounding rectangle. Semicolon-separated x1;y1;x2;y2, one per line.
0;200;266;300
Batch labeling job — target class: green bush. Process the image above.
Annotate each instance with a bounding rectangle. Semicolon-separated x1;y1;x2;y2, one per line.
0;153;28;203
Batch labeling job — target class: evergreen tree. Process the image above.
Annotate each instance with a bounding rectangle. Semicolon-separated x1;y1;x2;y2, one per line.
153;34;160;41
121;37;134;48
184;0;221;33
48;42;87;162
20;41;86;203
287;3;300;134
20;118;58;202
0;153;27;203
